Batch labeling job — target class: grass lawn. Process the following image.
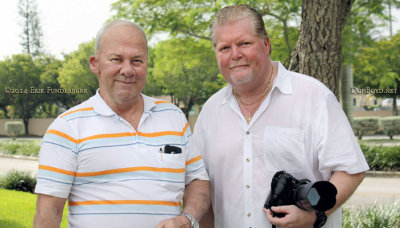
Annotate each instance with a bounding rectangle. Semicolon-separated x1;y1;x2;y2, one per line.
0;189;68;228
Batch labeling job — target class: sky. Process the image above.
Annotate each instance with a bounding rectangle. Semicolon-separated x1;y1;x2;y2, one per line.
0;1;399;61
0;0;115;60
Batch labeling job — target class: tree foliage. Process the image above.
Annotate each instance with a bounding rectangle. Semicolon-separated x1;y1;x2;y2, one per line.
0;54;44;134
353;32;400;115
58;40;98;103
342;0;400;64
35;55;74;116
18;0;43;57
151;37;224;118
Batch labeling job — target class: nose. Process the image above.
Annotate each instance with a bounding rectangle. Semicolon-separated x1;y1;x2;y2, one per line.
120;60;135;78
231;45;242;61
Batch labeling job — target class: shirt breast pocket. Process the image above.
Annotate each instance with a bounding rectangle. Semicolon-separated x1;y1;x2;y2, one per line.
160;147;186;191
263;127;306;173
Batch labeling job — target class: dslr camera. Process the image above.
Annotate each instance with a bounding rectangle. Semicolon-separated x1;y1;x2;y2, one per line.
264;170;337;218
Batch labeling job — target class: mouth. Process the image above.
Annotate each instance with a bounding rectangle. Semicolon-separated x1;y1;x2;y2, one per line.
115;80;135;85
229;64;249;70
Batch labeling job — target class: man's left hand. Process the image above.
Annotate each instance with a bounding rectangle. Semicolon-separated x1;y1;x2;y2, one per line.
264;205;316;228
155;215;190;228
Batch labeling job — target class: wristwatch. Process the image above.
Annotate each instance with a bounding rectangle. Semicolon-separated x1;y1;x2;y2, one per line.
182;211;199;228
313;210;327;228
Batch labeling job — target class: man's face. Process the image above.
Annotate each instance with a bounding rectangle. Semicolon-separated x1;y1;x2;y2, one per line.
213;17;270;88
90;25;148;106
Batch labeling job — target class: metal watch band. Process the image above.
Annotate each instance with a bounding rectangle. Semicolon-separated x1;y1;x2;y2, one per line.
182;211;198;228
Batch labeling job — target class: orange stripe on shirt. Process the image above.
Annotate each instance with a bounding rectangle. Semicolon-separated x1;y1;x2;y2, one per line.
59;107;94;118
39;165;77;176
138;122;190;137
75;166;186;177
46;123;189;143
78;132;137;143
186;155;202;166
154;100;170;104
39;165;184;177
69;200;181;207
46;129;78;144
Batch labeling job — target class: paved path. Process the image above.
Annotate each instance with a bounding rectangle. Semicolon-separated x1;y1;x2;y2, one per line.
1;156;399;208
344;176;400;208
0;156;38;176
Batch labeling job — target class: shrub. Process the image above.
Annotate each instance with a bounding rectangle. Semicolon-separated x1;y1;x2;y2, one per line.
5;121;24;137
352;117;380;139
0;140;41;157
380;116;400;140
343;201;400;227
360;144;400;171
1;170;36;193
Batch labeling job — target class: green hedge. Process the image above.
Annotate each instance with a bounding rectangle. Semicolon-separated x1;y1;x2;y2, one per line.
0;139;40;157
5;122;24;137
361;144;400;171
353;116;400;139
353;117;380;139
380;116;400;140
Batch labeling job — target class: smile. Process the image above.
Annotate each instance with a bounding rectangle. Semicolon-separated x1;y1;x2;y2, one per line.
115;80;135;84
229;64;249;70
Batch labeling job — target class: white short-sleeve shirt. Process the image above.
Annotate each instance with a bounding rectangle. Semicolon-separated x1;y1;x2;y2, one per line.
191;62;369;228
35;91;208;228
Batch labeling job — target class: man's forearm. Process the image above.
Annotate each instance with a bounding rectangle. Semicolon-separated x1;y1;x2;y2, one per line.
182;180;211;221
327;171;365;215
199;206;214;228
34;194;66;228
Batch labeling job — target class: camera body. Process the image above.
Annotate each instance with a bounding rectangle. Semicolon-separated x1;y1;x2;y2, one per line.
264;170;337;218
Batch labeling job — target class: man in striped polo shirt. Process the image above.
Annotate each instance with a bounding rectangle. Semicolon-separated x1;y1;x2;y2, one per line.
34;20;210;228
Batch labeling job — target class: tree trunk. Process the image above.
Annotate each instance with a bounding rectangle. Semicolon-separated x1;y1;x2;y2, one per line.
23;117;29;135
341;64;353;124
289;0;354;97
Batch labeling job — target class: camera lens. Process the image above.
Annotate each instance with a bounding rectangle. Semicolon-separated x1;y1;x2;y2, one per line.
307;187;320;206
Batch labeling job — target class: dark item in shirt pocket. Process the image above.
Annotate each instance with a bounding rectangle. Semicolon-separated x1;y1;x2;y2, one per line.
164;145;182;154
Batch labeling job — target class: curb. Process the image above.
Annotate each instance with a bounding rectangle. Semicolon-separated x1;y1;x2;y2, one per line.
366;170;400;177
0;153;38;161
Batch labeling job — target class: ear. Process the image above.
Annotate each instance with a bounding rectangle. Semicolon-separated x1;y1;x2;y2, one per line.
264;37;271;55
89;56;100;74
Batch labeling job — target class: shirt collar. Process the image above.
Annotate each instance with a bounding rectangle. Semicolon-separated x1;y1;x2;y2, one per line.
274;61;293;95
90;89;157;116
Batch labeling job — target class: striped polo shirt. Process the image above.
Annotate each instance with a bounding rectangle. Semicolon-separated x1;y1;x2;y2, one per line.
35;91;208;228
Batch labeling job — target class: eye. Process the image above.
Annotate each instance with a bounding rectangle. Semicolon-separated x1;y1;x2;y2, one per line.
110;57;121;62
242;41;251;46
219;45;230;52
132;59;144;64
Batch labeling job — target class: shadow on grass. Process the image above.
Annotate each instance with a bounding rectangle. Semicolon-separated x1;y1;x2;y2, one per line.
0;218;25;228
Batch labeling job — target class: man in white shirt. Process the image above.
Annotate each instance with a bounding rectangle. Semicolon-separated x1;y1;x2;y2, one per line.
193;5;369;228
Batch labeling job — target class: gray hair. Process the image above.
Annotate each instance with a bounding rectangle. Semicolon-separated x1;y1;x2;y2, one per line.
210;5;268;46
94;20;148;55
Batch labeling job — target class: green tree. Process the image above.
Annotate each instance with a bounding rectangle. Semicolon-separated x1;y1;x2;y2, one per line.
151;37;224;118
0;61;13;118
58;40;98;104
35;55;74;117
353;32;400;115
111;0;301;64
0;54;44;134
18;0;43;57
